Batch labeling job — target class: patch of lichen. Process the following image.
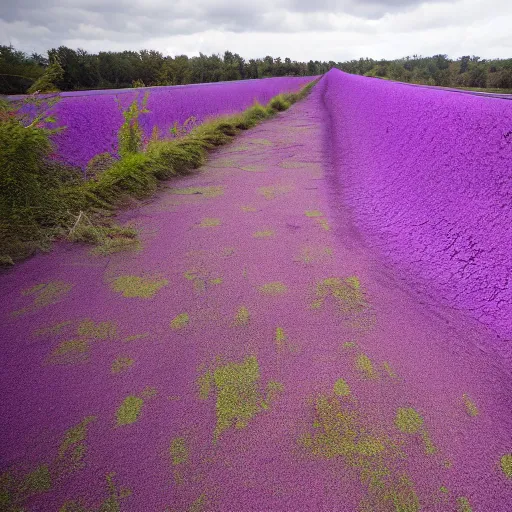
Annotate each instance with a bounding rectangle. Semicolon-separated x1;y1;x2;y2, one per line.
257;185;291;200
116;395;144;426
240;165;266;173
253;229;275;238
13;280;73;316
58;472;131;512
184;268;222;293
356;354;378;380
56;416;97;477
188;493;209;512
301;394;420;512
232;306;250;326
305;210;323;217
77;319;117;339
197;356;283;442
249;138;273;146
279;160;311;169
170;313;190;330
501;454;512;478
1;415;100;510
394;407;436;455
316;218;330;231
197;370;214;400
0;465;52;511
198;218;221;228
275;327;286;351
111;357;134;374
241;206;257;212
395;408;423;434
111;275;168;298
170;437;189;466
457;496;472;512
382;362;398;379
170;186;224;198
47;319;117;365
258;282;288;296
124;333;149;342
312;277;365;312
213;356;261;440
334;378;351;397
33;320;73;337
462;394;478;417
294;246;333;264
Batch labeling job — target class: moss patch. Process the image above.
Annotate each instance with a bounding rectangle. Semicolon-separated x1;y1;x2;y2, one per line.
198;218;221;228
257;185;291;200
77;319;116;339
312;276;365;312
395;407;436;455
111;275;168;298
111;357;134;374
462;394;479;417
301;394;419;512
275;327;286;351
395;407;423;434
210;356;282;441
501;454;512;478
356;354;377;380
258;282;288;296
333;378;351;397
169;437;189;466
457;496;472;512
253;229;275;238
170;313;190;330
14;281;73;315
116;395;144;426
232;306;250;327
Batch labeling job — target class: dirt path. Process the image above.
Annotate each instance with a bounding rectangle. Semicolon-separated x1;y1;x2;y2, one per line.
1;85;511;511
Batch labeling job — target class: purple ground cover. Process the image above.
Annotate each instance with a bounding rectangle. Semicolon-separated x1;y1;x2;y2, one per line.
1;76;511;511
26;77;312;169
322;68;512;344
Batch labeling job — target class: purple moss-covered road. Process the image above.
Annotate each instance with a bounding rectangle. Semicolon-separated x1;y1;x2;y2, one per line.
1;82;511;511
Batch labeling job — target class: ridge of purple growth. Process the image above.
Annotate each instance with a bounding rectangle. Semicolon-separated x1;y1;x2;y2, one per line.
36;77;312;169
322;68;512;341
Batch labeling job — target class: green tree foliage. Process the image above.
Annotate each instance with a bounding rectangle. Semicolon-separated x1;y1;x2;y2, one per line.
2;44;511;94
28;60;64;93
0;45;45;94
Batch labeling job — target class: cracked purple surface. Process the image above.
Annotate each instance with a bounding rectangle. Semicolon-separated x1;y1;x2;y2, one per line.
0;77;511;511
322;68;512;341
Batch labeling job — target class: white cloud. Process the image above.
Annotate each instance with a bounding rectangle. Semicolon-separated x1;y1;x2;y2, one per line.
1;0;510;60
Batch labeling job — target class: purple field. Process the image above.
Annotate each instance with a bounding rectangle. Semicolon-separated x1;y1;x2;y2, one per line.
323;69;512;344
14;77;312;169
1;71;511;511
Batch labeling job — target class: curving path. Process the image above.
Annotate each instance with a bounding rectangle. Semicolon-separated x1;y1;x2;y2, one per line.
1;83;511;511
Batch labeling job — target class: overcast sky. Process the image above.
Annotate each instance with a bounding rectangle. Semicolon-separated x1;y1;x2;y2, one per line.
1;0;510;61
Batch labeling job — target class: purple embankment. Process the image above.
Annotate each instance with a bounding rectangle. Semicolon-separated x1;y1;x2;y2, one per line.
1;76;511;511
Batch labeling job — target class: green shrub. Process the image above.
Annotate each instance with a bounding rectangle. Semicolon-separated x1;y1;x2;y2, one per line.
1;79;318;264
116;92;150;157
90;152;157;203
268;95;291;112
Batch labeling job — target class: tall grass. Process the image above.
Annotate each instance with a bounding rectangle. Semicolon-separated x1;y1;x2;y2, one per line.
0;79;318;265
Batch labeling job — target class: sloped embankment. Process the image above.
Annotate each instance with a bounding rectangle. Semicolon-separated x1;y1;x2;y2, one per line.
321;68;512;341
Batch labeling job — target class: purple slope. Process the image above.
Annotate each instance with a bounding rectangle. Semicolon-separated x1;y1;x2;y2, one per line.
0;76;511;511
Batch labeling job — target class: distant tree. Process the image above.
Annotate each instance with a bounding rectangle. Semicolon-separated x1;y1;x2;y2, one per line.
28;59;64;93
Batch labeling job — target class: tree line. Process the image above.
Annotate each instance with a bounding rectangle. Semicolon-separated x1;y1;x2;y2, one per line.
1;44;511;95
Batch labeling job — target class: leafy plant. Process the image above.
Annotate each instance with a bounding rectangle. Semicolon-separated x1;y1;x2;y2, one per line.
115;92;150;157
